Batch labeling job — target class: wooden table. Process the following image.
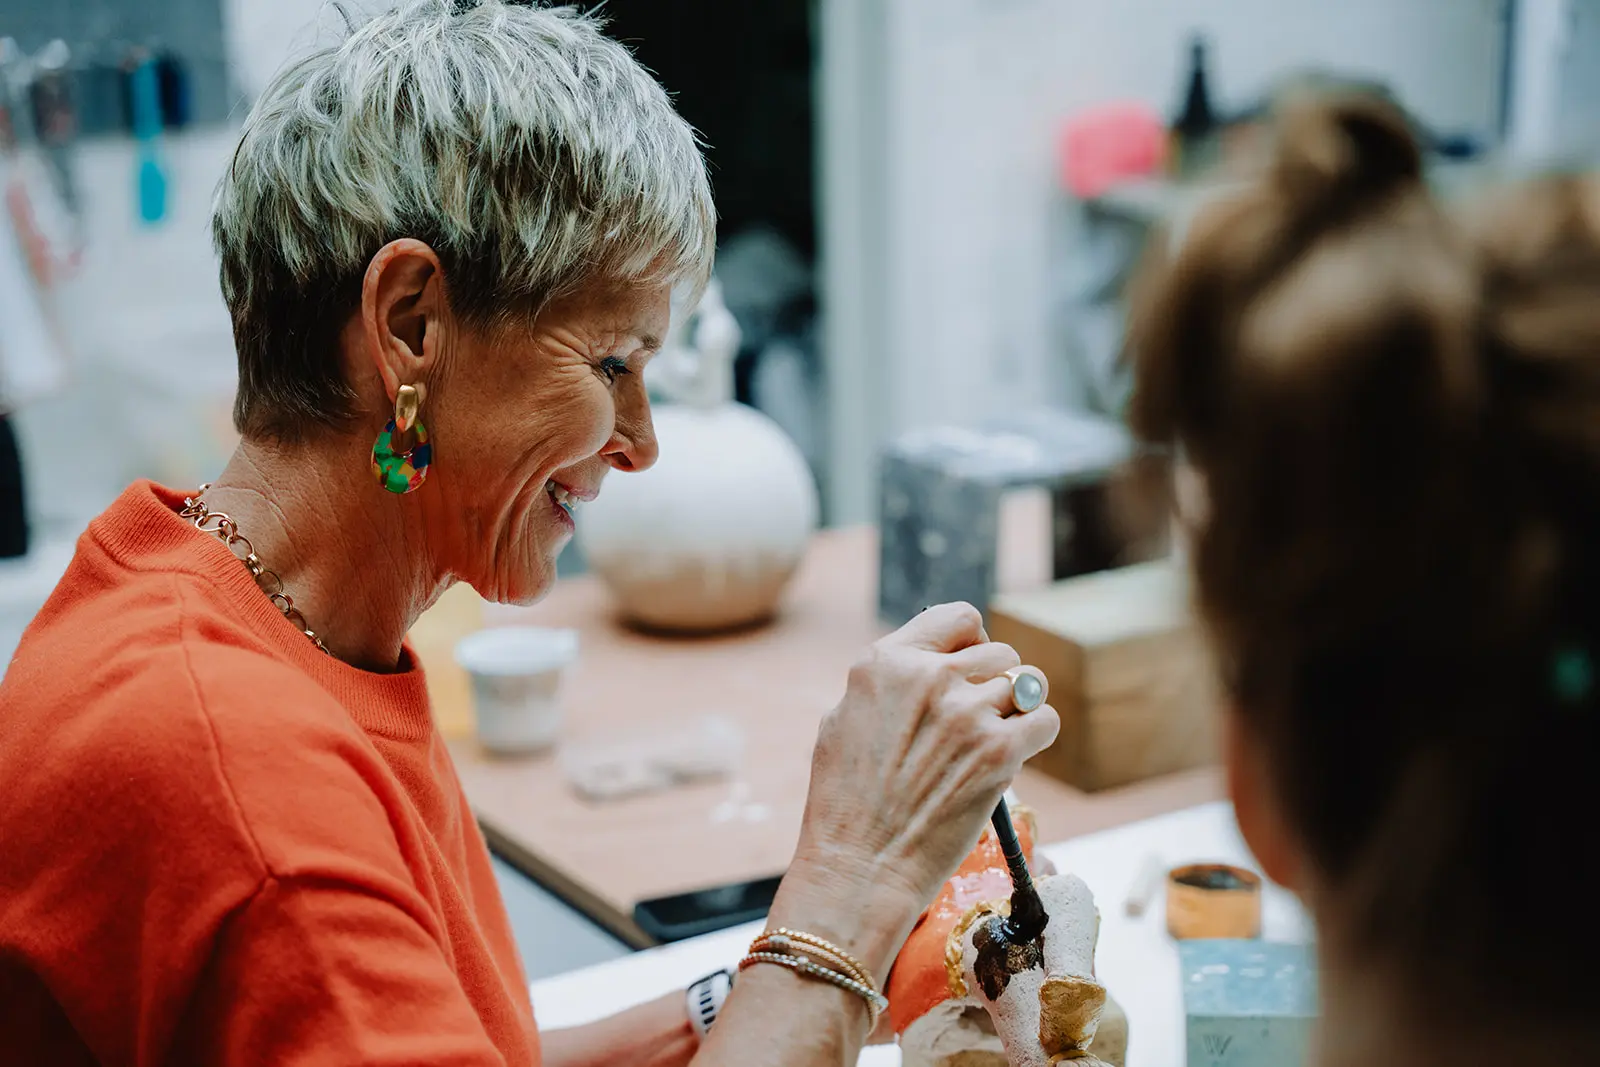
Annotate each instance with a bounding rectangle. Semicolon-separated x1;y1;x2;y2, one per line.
530;802;1313;1067
414;527;1220;947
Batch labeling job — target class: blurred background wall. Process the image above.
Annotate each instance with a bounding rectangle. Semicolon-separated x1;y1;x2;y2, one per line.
822;0;1508;523
0;0;234;129
8;128;239;544
5;0;1599;589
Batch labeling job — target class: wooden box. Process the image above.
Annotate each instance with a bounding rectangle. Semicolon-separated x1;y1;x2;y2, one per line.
987;561;1218;791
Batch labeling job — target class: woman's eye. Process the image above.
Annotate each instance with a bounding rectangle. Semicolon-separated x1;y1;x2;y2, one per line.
599;356;632;382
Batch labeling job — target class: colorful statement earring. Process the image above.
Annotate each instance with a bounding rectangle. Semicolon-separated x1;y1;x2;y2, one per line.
371;383;431;494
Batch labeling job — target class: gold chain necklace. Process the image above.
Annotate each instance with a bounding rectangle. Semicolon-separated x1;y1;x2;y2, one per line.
179;484;331;655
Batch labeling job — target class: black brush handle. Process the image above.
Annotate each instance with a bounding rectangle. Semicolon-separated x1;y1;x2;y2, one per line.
991;799;1048;943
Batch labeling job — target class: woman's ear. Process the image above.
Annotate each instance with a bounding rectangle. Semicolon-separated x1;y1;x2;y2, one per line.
1224;706;1304;892
361;238;444;402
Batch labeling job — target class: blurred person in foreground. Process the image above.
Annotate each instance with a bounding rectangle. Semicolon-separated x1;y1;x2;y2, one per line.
1129;92;1600;1064
0;3;1060;1064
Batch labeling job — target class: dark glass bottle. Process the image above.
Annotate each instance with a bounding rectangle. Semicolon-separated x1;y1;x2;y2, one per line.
1171;35;1218;177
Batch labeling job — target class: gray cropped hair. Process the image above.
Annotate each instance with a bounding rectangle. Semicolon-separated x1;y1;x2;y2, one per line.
213;0;716;440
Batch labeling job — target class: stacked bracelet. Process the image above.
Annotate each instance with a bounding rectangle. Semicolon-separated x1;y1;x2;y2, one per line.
740;928;888;1031
753;929;874;988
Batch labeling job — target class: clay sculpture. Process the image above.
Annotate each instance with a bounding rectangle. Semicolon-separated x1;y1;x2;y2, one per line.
886;811;1127;1067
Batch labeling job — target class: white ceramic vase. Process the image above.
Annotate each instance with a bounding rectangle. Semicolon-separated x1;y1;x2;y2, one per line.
576;280;819;633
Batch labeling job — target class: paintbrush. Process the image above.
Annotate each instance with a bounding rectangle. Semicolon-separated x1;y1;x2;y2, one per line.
915;604;1050;943
991;798;1049;943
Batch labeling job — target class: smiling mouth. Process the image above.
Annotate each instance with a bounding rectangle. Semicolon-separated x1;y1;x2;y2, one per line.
547;480;582;519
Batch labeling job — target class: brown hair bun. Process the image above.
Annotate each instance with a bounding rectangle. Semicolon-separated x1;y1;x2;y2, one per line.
1127;90;1472;478
1270;91;1423;230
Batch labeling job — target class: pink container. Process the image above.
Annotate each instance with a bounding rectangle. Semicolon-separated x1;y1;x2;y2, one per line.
1059;102;1168;199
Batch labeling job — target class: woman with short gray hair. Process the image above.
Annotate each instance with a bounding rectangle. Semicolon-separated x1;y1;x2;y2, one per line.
0;3;1059;1065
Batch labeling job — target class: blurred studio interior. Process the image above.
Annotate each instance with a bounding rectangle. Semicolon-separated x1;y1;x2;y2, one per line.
1;0;1597;1062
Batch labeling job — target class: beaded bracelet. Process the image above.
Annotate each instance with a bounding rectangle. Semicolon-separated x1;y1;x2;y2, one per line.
750;928;875;990
738;951;888;1031
740;928;888;1031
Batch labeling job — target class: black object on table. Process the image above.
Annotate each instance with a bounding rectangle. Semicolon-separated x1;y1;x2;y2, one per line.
0;414;29;559
633;872;786;944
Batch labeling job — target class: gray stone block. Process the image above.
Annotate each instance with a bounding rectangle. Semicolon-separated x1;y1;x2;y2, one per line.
877;410;1136;626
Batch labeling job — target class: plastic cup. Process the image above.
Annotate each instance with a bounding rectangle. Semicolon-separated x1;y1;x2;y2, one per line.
454;626;579;755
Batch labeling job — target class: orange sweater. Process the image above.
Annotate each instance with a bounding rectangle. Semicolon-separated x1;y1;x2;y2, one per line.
0;482;540;1066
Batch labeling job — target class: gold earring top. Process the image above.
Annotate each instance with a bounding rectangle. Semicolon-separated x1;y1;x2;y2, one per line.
394;384;421;433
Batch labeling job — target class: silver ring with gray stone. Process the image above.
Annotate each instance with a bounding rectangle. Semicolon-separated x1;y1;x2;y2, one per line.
1004;666;1049;714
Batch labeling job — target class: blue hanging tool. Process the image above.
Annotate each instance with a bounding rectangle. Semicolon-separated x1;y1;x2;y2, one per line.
128;52;166;224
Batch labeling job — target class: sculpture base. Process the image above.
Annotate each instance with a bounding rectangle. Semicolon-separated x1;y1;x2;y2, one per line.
899;993;1128;1067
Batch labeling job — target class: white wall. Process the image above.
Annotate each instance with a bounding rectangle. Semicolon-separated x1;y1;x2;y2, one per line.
15;130;244;541
822;0;1507;523
220;0;343;100
222;0;407;101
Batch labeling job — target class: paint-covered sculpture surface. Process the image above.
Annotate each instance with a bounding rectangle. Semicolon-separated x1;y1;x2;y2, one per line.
886;810;1128;1067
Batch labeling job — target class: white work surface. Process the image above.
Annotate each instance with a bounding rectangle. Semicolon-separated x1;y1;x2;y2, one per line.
530;801;1313;1066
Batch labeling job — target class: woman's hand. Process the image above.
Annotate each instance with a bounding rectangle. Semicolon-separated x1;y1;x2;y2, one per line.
692;604;1059;1067
767;602;1063;980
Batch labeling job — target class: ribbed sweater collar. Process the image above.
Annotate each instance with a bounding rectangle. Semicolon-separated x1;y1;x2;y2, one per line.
87;480;435;740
